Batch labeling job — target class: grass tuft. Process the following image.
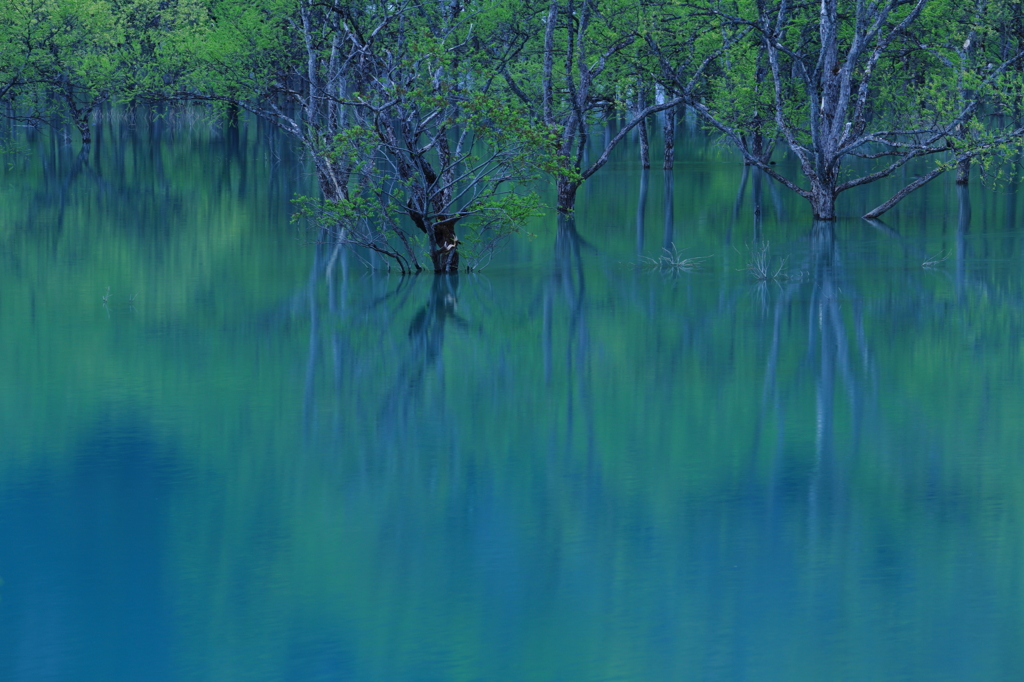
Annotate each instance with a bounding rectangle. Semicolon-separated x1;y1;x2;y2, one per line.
741;242;796;281
641;244;712;271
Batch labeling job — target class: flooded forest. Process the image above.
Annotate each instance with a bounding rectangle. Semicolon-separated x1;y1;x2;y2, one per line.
2;1;1024;681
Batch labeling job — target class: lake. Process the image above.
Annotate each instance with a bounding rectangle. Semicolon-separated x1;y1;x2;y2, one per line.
1;112;1022;681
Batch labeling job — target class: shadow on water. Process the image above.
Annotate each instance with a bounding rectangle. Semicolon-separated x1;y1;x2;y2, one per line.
803;221;865;542
300;210;604;477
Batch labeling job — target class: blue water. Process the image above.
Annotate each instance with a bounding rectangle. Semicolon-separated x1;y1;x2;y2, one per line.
1;119;1023;681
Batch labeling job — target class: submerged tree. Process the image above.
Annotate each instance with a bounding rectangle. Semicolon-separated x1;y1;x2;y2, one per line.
300;72;554;273
658;0;1024;220
298;1;557;272
863;0;1024;216
496;0;703;213
159;0;558;271
8;0;1024;231
0;0;129;147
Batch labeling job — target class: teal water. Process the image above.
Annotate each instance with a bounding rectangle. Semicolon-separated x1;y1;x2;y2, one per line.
1;116;1023;681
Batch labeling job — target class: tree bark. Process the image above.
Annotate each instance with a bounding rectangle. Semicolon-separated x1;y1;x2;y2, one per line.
863;167;945;219
956;157;971;184
409;207;460;273
810;180;837;221
663;108;675;170
71;112;92;149
557;177;580;214
428;217;460;273
638;115;651;169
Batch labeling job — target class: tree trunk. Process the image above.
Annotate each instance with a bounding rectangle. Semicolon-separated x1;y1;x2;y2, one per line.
556;177;580;214
314;153;349;203
809;180;837;221
428;217;460;273
638;115;651;169
663;109;675;170
76;116;91;149
956;157;971;184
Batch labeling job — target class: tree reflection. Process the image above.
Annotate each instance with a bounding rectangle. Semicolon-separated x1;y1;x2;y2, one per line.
956;183;970;299
756;221;872;542
730;166;779;245
662;170;674;250
544;215;589;385
405;275;468;381
543;214;595;466
636;167;649;254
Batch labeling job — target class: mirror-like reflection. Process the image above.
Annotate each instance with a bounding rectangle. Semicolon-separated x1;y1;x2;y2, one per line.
662;170;674;250
2;119;1024;682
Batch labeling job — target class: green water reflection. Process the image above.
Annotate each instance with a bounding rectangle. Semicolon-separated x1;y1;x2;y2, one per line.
1;117;1023;681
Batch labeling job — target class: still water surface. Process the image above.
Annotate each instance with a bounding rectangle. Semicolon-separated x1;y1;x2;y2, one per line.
1;117;1023;681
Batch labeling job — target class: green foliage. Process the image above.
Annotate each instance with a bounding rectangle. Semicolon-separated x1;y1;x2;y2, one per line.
298;30;556;271
3;0;1023;217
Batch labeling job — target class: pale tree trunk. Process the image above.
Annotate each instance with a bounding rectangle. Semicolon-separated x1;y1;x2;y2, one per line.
637;85;652;169
542;0;558;127
809;179;837;221
749;51;772;164
61;88;94;151
315;160;345;202
863;167;944;219
754;0;926;220
538;0;689;214
663;108;675;170
638;114;651;169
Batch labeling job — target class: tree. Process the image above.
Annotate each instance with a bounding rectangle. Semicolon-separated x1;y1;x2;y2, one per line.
496;0;700;213
0;0;208;148
158;0;558;271
298;12;556;273
863;0;1024;216
652;0;1024;220
0;0;126;147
